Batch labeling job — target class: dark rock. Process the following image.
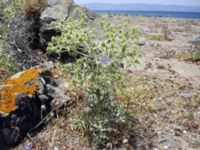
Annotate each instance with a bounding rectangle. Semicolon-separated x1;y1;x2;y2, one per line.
157;65;166;69
145;62;153;69
8;11;45;70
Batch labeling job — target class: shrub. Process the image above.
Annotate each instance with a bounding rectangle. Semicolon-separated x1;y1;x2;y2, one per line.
176;51;200;62
2;0;23;20
47;15;139;147
193;42;200;53
0;0;19;80
148;34;172;41
176;41;200;62
161;24;171;40
148;25;172;41
0;41;17;80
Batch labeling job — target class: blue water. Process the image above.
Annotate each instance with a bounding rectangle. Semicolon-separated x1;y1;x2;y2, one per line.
95;10;200;19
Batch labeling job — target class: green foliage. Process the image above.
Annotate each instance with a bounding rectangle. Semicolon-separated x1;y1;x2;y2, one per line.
193;42;200;53
176;51;200;61
2;0;22;21
0;41;17;80
47;16;95;57
148;25;172;41
48;15;139;147
176;42;200;62
0;0;20;80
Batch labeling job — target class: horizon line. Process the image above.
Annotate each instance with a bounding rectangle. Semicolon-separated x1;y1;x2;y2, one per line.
78;2;200;7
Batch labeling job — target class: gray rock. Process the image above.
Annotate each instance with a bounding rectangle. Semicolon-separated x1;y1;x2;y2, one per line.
40;0;74;21
136;38;146;46
105;142;113;150
40;0;97;49
39;94;49;102
189;37;200;44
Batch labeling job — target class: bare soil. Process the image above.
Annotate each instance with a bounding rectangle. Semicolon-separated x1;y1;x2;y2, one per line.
103;15;200;150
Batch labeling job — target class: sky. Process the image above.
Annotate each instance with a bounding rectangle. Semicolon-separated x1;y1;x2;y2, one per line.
74;0;200;6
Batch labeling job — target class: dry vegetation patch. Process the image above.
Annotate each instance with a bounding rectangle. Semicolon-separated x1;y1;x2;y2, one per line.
22;0;47;16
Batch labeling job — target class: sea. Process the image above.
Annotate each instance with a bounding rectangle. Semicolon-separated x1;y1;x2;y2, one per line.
95;10;200;19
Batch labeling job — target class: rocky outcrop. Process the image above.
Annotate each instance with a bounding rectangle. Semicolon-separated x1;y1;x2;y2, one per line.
8;0;97;69
0;67;68;150
40;0;74;21
39;0;75;49
8;12;45;70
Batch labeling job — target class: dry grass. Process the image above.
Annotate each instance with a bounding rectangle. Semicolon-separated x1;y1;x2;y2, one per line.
148;34;172;41
22;0;47;16
176;51;200;62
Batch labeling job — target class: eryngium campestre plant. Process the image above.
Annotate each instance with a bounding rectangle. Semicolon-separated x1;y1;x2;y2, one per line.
47;13;139;147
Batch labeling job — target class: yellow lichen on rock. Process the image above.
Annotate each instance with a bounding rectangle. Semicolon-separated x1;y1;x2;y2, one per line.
0;67;45;114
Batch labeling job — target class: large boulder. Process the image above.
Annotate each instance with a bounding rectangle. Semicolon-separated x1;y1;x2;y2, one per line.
0;66;68;150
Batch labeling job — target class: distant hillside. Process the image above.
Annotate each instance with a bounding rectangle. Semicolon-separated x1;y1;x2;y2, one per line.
83;3;200;12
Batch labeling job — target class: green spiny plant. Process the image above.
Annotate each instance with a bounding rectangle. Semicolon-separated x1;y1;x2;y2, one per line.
47;15;139;147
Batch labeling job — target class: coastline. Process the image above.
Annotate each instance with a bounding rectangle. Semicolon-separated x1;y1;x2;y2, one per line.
94;10;200;19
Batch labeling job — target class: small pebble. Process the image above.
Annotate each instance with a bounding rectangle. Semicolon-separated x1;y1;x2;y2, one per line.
180;93;193;98
50;112;54;118
106;142;113;149
54;147;59;150
84;107;91;113
122;139;129;144
38;95;49;102
63;82;69;88
197;111;200;117
163;145;169;149
23;142;33;150
170;129;174;133
41;105;46;111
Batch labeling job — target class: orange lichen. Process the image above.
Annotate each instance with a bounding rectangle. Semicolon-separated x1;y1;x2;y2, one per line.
0;67;45;114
